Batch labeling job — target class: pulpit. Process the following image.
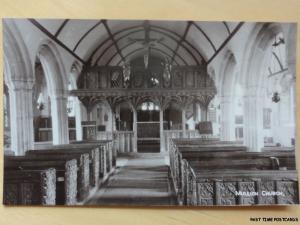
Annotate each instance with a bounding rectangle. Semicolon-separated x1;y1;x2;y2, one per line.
197;121;213;135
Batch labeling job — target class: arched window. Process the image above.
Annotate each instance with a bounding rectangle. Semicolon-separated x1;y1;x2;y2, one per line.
140;102;159;111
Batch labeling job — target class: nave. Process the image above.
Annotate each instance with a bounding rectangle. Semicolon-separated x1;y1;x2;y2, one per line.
4;138;298;206
85;153;176;206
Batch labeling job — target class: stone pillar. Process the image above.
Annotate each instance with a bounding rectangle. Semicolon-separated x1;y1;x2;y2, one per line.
9;80;34;155
196;104;201;121
159;109;165;152
290;82;296;125
182;109;186;137
132;108;138;152
243;88;264;152
74;98;82;141
287;61;296;126
220;95;235;141
200;105;207;121
115;104;120;130
192;102;202;130
111;110;116;131
51;94;69;145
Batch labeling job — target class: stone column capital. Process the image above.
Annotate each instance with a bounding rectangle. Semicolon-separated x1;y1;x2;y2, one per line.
244;85;265;98
52;94;68;101
10;79;35;91
220;95;232;103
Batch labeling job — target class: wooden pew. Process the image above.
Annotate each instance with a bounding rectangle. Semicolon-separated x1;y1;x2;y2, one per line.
180;151;295;169
26;141;115;199
25;150;90;202
188;158;276;170
262;147;296;169
34;140;115;182
168;140;247;197
34;144;101;185
5;156;77;205
169;141;295;191
187;165;299;206
71;140;116;168
178;156;282;205
175;140;295;169
173;138;241;146
168;139;297;205
4;168;56;205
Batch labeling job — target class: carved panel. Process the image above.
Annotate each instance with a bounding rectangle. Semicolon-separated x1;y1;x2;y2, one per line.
100;147;107;178
20;183;35;204
91;148;100;187
64;160;77;205
97;70;108;88
277;181;299;204
40;168;56;205
185;70;195;88
4;183;19;204
110;69;123;88
206;74;215;88
132;70;144;88
162;69;171;88
238;182;256;205
197;70;206;87
180;159;188;205
148;71;161;88
186;167;196;205
216;182;237;205
78;154;90;201
87;71;97;89
257;181;276;205
197;182;214;205
172;69;183;88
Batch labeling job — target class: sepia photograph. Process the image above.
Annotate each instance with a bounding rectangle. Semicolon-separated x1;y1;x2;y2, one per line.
2;18;298;206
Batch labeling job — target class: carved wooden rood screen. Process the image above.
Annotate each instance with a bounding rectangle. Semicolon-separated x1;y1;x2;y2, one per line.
71;56;217;152
73;63;216;111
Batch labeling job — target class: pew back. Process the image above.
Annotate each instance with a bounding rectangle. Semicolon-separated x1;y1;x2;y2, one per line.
4;168;56;205
5;156;78;205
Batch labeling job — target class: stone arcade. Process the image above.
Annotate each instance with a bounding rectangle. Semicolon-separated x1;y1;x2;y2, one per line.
3;19;298;205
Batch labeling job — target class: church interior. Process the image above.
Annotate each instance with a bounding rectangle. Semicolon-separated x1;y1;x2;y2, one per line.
3;19;298;206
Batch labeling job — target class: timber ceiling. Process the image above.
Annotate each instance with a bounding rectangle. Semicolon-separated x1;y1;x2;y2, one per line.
29;19;244;66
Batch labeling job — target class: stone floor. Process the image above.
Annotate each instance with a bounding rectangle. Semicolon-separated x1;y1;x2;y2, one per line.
85;153;177;206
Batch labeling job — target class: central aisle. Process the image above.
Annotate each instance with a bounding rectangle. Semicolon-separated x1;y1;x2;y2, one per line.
85;153;177;206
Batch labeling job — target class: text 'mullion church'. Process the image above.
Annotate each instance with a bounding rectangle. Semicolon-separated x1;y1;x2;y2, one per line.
3;19;299;206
